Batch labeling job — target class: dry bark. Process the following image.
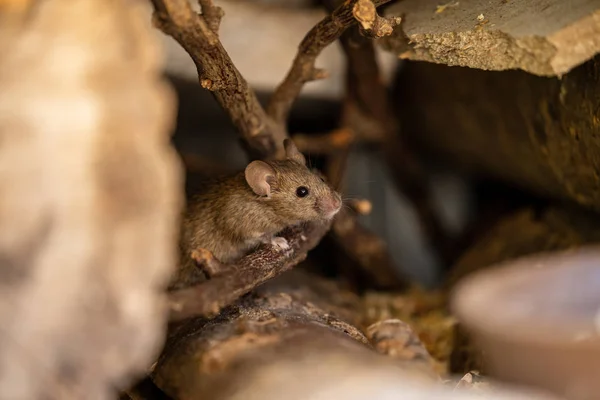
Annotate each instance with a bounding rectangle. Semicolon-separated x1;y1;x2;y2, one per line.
294;0;449;287
0;0;182;399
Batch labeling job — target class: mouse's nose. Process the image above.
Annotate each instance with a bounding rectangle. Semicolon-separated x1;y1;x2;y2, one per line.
331;193;342;211
320;192;342;219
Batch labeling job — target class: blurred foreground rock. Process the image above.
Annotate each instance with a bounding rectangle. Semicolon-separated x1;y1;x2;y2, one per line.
447;204;600;374
0;0;182;398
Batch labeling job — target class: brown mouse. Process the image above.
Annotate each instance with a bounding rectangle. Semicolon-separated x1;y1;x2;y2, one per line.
172;139;342;287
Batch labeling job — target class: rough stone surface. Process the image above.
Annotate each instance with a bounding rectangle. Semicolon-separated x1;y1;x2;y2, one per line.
0;0;182;398
382;0;600;76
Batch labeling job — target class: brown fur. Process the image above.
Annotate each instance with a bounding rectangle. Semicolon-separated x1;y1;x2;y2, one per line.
173;152;342;286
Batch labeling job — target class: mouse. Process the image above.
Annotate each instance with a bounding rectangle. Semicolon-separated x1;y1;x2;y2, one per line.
171;138;342;288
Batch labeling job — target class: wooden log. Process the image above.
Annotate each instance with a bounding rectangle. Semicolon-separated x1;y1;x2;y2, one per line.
152;270;560;400
152;270;439;399
394;56;600;212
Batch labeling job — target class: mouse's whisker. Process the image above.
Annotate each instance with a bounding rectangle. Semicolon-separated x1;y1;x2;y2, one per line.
342;203;353;211
341;196;365;201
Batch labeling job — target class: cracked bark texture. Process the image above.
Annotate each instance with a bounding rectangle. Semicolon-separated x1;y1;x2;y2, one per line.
0;0;182;398
381;0;600;76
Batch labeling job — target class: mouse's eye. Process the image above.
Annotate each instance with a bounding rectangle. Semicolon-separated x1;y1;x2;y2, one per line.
296;186;309;198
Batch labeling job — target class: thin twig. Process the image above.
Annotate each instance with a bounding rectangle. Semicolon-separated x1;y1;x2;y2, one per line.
353;0;401;38
267;0;395;127
322;0;450;279
292;128;356;155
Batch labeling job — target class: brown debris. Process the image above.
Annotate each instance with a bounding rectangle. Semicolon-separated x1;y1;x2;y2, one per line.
366;319;440;379
190;248;234;278
452;371;493;394
361;288;456;376
292;128;357;155
347;198;373;215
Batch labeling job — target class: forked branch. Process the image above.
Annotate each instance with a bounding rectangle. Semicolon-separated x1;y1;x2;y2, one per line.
151;0;285;159
266;0;396;126
151;0;397;159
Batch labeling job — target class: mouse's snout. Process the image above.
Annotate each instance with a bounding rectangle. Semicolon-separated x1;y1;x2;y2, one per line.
319;190;342;219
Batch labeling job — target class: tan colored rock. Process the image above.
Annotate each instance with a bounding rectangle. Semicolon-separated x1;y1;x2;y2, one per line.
0;0;182;398
382;0;600;76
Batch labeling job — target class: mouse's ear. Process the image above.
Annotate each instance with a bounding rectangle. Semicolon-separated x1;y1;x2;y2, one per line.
245;160;276;197
284;138;306;166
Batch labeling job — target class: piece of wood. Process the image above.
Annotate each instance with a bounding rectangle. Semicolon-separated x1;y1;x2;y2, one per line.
153;270;559;400
381;0;600;76
154;270;437;400
167;221;331;321
394;56;600;213
0;0;183;398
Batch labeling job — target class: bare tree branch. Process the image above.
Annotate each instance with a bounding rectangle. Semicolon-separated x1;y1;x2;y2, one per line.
151;0;286;159
151;0;398;159
168;221;330;321
353;0;402;38
266;0;396;126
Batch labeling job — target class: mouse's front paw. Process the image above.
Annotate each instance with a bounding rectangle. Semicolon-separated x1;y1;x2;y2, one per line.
270;236;290;251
